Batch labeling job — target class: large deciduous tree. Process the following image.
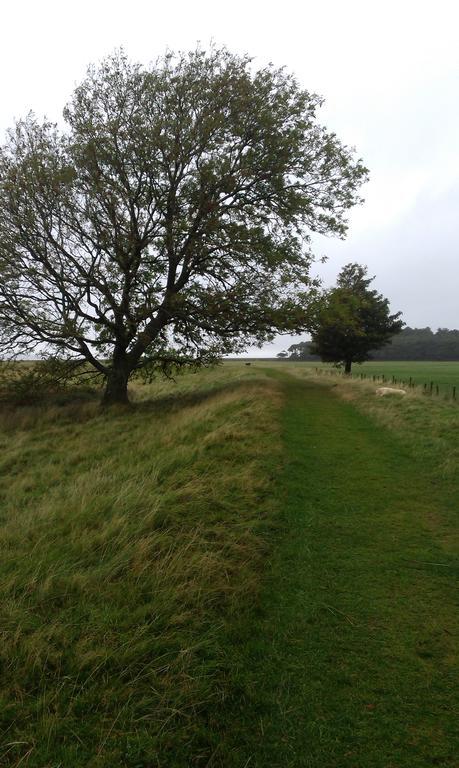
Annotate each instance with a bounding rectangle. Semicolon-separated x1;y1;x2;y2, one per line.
309;263;404;373
0;49;368;404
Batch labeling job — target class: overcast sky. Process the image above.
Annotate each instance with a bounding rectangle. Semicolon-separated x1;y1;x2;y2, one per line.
1;0;458;355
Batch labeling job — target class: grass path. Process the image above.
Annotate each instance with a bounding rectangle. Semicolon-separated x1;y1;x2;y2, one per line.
217;372;458;767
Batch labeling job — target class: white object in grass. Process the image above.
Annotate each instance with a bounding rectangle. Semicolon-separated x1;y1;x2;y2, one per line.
375;387;406;397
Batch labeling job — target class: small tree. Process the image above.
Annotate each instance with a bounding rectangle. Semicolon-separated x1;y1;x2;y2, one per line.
310;263;403;374
0;49;368;404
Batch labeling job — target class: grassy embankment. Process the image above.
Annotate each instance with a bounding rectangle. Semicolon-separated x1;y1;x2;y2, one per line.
1;361;458;766
0;364;282;767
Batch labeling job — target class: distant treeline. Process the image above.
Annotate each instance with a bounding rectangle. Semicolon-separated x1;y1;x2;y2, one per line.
284;328;459;361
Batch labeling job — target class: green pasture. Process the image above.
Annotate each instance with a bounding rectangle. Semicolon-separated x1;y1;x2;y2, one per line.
294;360;459;397
0;363;457;766
353;360;459;390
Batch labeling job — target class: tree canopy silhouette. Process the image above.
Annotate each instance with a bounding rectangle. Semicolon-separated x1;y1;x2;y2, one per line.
309;263;403;373
0;48;368;403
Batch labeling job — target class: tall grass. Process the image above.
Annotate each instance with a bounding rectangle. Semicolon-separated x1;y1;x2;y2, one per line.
0;366;282;767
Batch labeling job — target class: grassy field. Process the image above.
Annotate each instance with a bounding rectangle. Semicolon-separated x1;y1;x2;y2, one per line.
0;362;458;766
307;360;459;397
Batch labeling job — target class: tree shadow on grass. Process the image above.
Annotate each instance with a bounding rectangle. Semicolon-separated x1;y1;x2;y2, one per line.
0;376;266;431
131;378;261;418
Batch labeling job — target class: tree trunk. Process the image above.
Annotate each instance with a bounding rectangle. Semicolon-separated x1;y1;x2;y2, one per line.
102;366;130;406
344;359;352;375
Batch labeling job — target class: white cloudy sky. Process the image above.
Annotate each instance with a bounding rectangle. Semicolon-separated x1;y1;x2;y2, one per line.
1;0;458;355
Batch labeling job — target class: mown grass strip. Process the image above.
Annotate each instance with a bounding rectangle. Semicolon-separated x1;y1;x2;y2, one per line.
212;371;458;767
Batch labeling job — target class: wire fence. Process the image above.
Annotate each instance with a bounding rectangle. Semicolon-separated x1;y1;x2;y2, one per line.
314;367;457;402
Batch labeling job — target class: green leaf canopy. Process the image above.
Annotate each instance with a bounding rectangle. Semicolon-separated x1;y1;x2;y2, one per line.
0;48;368;401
